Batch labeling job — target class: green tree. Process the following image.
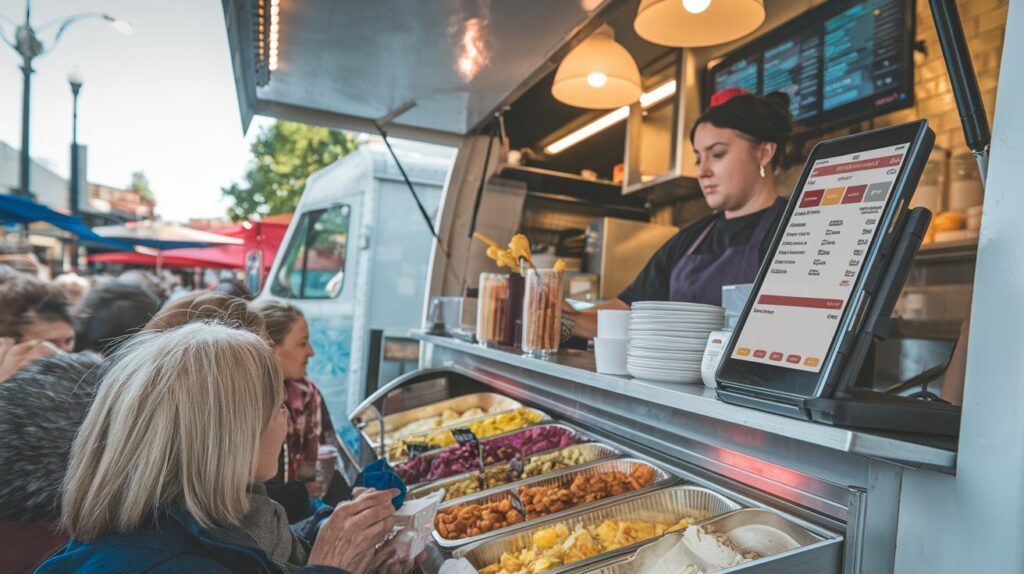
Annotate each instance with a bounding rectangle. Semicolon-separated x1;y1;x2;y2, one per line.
222;121;360;221
130;171;154;201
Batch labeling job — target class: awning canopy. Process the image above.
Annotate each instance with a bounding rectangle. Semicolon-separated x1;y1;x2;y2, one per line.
221;0;620;142
92;221;246;250
0;194;136;251
88;220;289;272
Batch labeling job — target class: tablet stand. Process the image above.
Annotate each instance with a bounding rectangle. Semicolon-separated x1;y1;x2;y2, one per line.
801;207;962;436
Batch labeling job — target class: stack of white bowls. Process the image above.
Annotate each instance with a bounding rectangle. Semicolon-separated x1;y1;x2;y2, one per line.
627;302;726;384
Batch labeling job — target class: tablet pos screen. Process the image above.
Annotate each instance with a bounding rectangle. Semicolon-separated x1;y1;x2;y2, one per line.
730;144;908;373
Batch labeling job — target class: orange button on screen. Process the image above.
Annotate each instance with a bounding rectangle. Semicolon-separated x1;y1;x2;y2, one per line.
804;357;821;367
736;347;751;356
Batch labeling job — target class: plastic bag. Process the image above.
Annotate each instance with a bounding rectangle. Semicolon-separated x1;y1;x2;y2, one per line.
388;488;445;563
438;557;478;574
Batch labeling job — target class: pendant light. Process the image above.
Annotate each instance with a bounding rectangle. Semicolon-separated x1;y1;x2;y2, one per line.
551;25;642;109
634;0;766;48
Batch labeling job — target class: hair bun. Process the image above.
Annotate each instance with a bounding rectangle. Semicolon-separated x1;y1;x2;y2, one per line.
762;91;792;113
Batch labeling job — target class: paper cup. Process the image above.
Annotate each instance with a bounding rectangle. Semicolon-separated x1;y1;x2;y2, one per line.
597;309;631;339
594;336;629;375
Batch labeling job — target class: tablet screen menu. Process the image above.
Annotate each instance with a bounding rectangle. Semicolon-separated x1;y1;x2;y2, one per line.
731;143;908;372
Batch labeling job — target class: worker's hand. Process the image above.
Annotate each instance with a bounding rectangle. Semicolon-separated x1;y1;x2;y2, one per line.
307;488;398;574
0;339;61;384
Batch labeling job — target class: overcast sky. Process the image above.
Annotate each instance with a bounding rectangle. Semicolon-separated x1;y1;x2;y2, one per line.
0;0;273;221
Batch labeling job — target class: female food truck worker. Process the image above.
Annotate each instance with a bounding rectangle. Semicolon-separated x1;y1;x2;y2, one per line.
569;89;793;339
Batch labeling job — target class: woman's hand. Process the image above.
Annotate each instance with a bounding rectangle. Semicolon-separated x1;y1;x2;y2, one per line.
307;488;398;574
0;339;60;384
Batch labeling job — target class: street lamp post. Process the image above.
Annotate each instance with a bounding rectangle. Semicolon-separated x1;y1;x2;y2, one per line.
68;69;82;215
0;0;131;199
66;70;83;271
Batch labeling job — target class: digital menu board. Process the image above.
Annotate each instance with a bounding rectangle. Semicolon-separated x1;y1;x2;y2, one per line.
708;0;913;128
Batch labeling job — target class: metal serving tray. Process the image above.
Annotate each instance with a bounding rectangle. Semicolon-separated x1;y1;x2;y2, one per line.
453;485;741;571
406;443;622;503
397;423;592;488
359;392;522;444
431;459;674;548
581;508;842;574
386;407;551;464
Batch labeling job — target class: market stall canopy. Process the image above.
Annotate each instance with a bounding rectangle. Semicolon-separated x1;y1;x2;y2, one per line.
0;194;135;251
93;221;246;250
221;0;623;142
88;220;287;271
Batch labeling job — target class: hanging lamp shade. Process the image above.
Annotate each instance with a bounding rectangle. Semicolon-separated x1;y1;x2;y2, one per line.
634;0;766;48
552;25;642;109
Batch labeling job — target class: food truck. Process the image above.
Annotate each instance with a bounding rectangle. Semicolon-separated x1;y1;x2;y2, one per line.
221;0;1021;571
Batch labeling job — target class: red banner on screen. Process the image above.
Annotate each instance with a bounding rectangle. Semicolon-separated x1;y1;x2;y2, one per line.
758;294;844;309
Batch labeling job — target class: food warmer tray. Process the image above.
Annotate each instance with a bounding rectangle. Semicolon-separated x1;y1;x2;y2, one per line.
406;442;622;503
386;407;551;464
431;459;675;548
356;392;522;445
580;508;843;574
453;485;741;572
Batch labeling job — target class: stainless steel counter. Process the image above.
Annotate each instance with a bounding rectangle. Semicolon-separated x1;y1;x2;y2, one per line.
412;332;956;472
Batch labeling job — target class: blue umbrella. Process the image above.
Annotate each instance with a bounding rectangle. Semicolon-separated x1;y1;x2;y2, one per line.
0;194;135;251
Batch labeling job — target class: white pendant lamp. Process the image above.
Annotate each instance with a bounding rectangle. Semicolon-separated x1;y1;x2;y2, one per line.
552;25;642;109
634;0;766;48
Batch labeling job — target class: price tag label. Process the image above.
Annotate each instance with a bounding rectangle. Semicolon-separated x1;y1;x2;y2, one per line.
452;427;479;446
511;494;527;518
509;452;525;478
406;442;430;459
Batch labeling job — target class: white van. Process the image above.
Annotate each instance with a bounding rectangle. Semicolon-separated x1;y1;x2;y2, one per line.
256;140;455;420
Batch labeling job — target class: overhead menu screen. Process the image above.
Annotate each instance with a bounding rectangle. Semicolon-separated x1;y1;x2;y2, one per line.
762;30;821;121
730;143;908;372
708;0;912;127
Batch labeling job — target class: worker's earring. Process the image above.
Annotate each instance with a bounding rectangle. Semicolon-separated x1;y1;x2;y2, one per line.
759;164;766;178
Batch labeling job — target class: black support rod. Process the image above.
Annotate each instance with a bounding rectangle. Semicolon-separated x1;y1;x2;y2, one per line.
928;0;991;184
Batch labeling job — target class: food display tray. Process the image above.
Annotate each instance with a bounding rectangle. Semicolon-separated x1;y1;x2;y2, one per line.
399;423;593;489
357;392;522;444
405;442;622;503
430;459;673;548
580;508;842;574
385;407;551;464
453;485;741;571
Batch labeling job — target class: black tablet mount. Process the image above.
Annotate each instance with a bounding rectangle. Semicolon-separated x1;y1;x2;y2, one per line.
801;206;962;435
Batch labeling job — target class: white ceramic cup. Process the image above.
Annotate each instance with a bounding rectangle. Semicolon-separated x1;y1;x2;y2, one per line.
594;336;629;375
597;310;631;339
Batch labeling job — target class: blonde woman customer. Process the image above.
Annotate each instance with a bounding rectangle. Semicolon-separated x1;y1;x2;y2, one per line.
37;323;400;573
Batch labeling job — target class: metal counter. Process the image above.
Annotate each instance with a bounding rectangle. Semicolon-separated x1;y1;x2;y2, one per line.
367;332;959;573
412;333;956;471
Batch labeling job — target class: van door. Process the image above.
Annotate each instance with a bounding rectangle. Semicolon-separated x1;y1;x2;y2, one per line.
266;198;361;422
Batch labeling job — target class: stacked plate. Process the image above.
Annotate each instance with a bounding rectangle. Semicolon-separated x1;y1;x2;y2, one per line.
627;301;726;384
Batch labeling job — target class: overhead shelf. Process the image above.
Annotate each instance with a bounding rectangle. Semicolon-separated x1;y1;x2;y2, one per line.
496;164;647;213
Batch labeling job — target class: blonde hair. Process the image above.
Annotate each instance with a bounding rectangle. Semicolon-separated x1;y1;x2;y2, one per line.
61;322;282;541
252;300;304;346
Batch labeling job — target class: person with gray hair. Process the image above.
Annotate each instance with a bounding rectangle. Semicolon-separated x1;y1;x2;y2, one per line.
0;351;104;573
37;323;402;574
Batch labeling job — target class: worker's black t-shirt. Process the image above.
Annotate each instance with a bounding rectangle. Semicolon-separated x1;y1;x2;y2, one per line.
619;197;787;304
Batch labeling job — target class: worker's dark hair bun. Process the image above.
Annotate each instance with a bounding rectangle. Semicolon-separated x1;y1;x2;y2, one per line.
690;91;795;169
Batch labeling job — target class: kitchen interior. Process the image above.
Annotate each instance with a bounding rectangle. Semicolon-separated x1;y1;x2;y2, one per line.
460;0;1000;397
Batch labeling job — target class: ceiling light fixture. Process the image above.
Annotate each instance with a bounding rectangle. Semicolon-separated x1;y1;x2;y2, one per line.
552;25;642;109
634;0;765;48
682;0;712;14
545;80;677;155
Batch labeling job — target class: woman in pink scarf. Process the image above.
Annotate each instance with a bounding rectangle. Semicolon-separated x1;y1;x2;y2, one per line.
255;300;349;522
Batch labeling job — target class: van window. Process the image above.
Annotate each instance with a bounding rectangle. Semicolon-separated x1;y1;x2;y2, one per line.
271;204;351;299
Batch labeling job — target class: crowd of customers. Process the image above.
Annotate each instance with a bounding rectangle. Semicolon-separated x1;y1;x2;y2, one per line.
0;259;416;574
